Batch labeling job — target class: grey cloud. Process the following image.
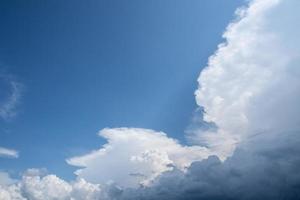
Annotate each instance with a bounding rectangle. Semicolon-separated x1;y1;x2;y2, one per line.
117;131;300;200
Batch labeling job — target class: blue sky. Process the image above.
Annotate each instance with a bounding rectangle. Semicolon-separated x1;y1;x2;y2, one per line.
0;0;244;180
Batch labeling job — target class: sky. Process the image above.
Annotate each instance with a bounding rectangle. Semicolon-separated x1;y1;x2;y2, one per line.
1;0;300;199
0;0;243;179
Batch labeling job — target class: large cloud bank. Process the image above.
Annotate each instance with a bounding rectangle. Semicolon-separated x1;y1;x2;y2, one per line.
1;0;300;199
118;131;300;200
194;0;300;159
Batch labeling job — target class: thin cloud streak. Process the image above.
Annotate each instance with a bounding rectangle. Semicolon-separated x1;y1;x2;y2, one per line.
0;147;19;158
0;79;23;121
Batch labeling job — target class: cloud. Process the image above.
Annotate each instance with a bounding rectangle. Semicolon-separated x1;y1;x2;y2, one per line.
0;74;23;121
0;170;112;200
0;174;100;200
67;128;211;187
21;174;72;200
192;0;300;159
114;0;300;199
118;131;300;200
1;131;300;200
0;147;18;158
1;0;300;199
0;172;16;186
0;185;25;200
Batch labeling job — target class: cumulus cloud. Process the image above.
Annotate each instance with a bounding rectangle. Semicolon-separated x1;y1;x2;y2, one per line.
117;0;300;198
67;128;211;187
0;147;18;158
1;0;300;199
193;0;300;159
2;131;300;200
0;173;105;200
0;185;25;200
116;0;300;198
20;175;72;200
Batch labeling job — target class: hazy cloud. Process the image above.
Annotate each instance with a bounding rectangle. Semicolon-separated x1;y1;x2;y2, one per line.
0;147;18;158
0;172;16;186
0;74;22;121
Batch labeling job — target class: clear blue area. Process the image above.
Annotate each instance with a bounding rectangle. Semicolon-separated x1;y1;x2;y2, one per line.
0;0;244;179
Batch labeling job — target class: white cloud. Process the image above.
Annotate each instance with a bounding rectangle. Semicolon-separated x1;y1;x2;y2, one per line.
67;128;211;187
70;178;103;200
1;0;300;199
0;147;18;158
0;172;105;200
0;172;24;200
67;0;300;190
0;185;25;200
21;175;72;200
193;0;300;159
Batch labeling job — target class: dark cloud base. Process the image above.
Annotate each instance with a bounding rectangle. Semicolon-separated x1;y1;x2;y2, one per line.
111;131;300;200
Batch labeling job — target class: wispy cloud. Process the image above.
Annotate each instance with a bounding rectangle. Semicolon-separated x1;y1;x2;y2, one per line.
0;77;23;121
0;147;19;158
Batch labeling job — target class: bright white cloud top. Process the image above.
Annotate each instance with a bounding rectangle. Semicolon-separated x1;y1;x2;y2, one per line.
194;0;300;159
67;128;210;187
1;0;300;199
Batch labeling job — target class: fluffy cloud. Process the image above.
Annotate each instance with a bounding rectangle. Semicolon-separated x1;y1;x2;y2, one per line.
118;0;300;198
193;0;300;159
0;173;105;200
21;175;72;200
2;127;209;199
67;128;211;187
1;0;300;199
0;185;25;200
0;147;18;158
2;130;300;200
